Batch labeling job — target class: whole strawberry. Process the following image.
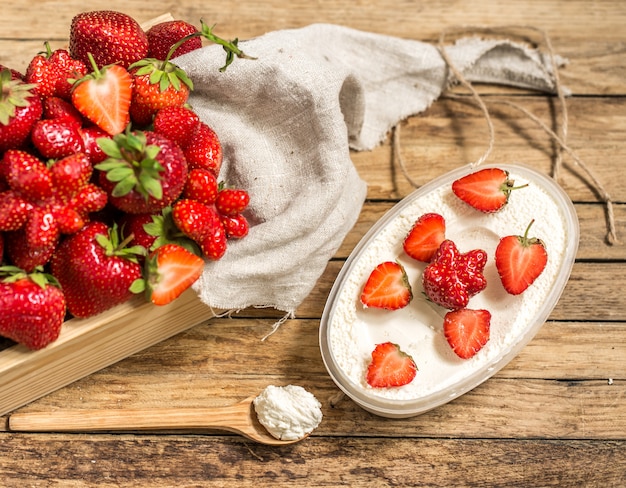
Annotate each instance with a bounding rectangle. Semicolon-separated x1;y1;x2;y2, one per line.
183;122;223;176
146;20;202;60
96;130;188;214
0;69;43;153
0;266;66;350
422;239;488;310
69;10;149;69
50;221;145;318
153;105;200;150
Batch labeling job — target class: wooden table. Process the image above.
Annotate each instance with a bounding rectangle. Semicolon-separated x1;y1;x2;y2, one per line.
1;1;625;486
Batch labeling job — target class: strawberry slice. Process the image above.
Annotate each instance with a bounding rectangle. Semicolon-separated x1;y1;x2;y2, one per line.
443;308;491;359
71;54;132;135
452;167;527;213
360;261;412;310
366;342;417;388
144;243;204;306
495;219;548;295
403;212;446;262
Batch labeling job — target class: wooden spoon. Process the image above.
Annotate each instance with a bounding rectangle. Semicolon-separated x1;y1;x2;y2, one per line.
8;395;307;446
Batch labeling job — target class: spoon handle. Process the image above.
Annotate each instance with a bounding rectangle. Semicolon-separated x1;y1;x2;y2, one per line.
9;402;251;433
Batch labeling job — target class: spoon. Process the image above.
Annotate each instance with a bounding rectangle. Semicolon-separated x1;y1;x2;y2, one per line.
8;395;307;446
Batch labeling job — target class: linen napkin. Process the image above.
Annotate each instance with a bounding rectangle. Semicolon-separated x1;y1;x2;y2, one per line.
173;23;562;319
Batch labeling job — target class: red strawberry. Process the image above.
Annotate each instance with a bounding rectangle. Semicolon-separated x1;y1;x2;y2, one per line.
2;149;54;201
366;342;417;388
215;187;250;216
48;48;88;101
24;42;62;98
69;10;149;69
142;243;204;306
71;57;132;136
153;105;200;150
50;221;145;318
0;70;43;153
495;219;548;295
49;152;92;199
96;130;188;214
146;20;202;60
0;65;23;81
422;239;487;310
171;198;219;242
0;190;30;231
403;212;446;262
221;213;249;239
128;59;193;127
0;266;66;350
360;261;413;311
119;212;160;251
42;96;83;126
79;126;111;164
31;118;85;159
183;122;223;175
182;168;219;205
452;167;527;213
199;221;228;260
5;228;57;272
443;308;491;359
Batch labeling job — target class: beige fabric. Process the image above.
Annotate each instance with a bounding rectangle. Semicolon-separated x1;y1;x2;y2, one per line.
174;23;562;315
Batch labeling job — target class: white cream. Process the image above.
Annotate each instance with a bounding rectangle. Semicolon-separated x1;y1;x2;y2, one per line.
328;168;572;402
253;385;323;440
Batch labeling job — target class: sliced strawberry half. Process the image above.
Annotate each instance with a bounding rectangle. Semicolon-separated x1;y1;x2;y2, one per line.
403;212;446;262
443;308;491;359
366;342;417;388
452;167;527;213
495;219;548;295
360;261;413;310
144;243;204;306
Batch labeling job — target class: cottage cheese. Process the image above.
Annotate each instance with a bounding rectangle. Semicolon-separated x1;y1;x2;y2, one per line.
326;165;575;404
253;385;323;440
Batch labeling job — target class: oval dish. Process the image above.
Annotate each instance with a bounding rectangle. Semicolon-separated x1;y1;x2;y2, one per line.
320;163;579;418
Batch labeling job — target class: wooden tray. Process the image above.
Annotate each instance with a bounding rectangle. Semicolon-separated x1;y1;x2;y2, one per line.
0;289;217;416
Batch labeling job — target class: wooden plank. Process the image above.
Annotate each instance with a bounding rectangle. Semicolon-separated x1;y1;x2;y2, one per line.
0;435;624;487
0;289;218;417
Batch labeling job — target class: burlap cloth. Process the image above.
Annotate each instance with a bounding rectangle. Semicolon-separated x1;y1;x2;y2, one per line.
173;23;563;321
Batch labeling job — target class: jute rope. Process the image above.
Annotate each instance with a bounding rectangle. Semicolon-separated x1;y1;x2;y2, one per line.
394;25;618;245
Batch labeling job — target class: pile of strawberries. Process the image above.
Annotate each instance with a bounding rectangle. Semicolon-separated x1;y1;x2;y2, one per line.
360;167;548;388
0;10;254;349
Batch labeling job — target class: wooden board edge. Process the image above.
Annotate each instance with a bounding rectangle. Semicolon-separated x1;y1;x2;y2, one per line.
0;289;218;416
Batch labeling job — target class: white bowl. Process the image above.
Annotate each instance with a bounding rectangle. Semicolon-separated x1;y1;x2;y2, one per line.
319;163;579;418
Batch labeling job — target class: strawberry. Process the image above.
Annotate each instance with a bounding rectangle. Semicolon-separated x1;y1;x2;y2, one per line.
452;167;527;213
71;55;132;136
31;118;85;159
153;105;200;150
183;122;223;175
128;58;193;127
146;20;202;60
96;130;188;214
49;152;92;199
182;168;219;205
366;342;417;388
0;265;66;350
79;126;111;164
360;261;413;310
172;198;219;242
42;96;84;126
199;221;228;260
221;213;249;239
0;70;43;153
141;243;204;306
5;228;57;272
422;239;487;310
24;42;62;98
495;219;548;295
403;212;446;263
47;48;88;101
0;65;23;81
0;190;29;231
69;10;149;69
215;187;250;216
443;308;491;359
2;149;54;201
50;221;145;318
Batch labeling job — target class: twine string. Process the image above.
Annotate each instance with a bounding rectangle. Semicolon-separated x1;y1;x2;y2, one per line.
394;25;617;245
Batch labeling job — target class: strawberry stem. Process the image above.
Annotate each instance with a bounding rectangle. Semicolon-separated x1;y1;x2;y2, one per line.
163;20;256;72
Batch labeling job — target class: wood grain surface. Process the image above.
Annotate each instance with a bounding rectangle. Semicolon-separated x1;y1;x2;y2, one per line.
1;1;625;486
